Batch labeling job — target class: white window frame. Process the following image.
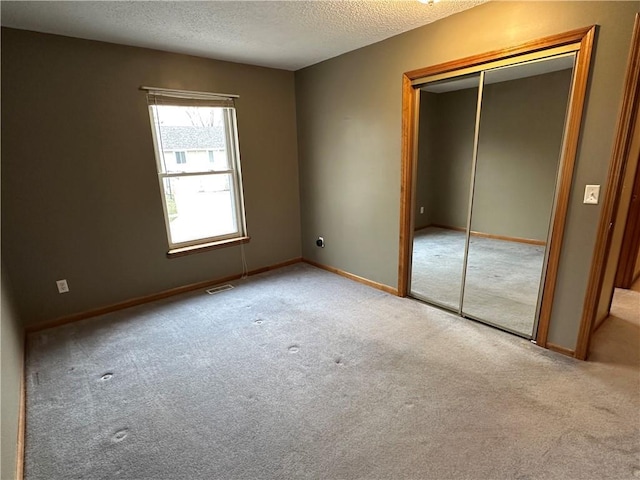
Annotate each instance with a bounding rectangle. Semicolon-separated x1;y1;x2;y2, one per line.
143;87;248;253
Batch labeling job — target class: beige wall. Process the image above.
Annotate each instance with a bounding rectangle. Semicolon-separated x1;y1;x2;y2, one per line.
296;1;638;350
472;69;572;241
1;272;23;480
415;87;476;231
1;28;302;326
415;70;570;240
414;92;437;230
415;70;571;240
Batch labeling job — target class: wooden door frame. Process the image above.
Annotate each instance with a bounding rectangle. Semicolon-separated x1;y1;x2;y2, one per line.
398;26;596;349
576;14;640;360
614;157;640;289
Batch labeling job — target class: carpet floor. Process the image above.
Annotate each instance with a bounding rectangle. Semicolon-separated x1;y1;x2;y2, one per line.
590;278;640;368
25;263;639;479
410;227;545;336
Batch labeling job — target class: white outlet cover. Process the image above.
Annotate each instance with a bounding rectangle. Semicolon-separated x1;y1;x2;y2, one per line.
584;185;600;205
56;279;69;293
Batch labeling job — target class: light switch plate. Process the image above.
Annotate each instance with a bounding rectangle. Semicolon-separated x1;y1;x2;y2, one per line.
584;185;600;205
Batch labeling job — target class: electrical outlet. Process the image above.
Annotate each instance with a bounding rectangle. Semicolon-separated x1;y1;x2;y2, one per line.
316;236;325;248
56;279;69;294
420;206;425;214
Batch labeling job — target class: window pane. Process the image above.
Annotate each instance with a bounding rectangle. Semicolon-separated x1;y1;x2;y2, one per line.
208;149;228;171
163;174;237;245
151;105;231;173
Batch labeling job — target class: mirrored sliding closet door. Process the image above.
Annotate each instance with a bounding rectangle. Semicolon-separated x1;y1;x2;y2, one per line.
462;55;575;336
410;74;481;311
409;53;576;339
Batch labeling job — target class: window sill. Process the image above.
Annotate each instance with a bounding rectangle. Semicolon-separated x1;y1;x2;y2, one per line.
167;236;250;258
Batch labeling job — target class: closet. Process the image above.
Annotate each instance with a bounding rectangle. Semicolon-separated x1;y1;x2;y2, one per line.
408;52;577;339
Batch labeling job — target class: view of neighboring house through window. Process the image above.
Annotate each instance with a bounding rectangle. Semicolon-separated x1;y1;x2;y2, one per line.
145;88;247;249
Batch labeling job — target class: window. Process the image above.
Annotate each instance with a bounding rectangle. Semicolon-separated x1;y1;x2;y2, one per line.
144;88;247;253
175;151;187;164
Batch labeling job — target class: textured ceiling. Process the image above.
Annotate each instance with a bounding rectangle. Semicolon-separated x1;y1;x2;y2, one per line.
0;1;486;71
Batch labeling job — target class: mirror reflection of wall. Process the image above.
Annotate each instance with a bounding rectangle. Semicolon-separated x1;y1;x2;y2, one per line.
410;54;575;339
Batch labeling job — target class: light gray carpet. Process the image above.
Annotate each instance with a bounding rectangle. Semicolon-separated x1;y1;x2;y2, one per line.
410;228;466;310
411;227;545;336
25;263;639;479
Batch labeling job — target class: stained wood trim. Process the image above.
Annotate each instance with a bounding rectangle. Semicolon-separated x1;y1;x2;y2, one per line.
398;26;597;352
429;224;467;232
427;224;546;246
470;231;545;246
576;14;640;361
614;159;640;288
167;236;250;258
26;258;302;333
546;342;576;358
534;26;596;349
398;73;416;297
304;259;398;295
405;26;592;83
16;334;26;480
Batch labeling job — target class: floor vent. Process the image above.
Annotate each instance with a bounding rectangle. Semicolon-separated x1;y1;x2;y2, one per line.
206;284;234;295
